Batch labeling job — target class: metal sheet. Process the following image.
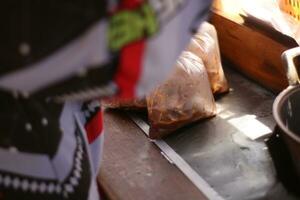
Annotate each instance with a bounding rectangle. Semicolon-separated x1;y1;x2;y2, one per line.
130;114;224;200
131;66;299;200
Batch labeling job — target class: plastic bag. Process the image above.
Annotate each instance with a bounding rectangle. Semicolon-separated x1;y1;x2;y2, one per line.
147;51;217;139
234;0;300;45
187;22;229;95
102;97;147;111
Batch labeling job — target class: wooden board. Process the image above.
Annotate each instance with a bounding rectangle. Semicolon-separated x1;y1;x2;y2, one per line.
98;111;208;200
210;11;298;93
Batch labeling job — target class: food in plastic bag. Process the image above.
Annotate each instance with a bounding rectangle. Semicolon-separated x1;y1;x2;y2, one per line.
147;51;217;139
188;22;229;95
102;97;147;111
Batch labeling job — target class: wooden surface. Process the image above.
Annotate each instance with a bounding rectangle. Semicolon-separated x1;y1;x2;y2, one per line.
210;11;297;93
98;110;208;200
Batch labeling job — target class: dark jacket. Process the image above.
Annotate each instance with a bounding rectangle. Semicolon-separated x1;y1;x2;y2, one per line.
0;0;106;75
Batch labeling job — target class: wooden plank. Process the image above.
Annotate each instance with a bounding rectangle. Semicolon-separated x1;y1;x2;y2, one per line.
98;111;208;200
210;11;298;93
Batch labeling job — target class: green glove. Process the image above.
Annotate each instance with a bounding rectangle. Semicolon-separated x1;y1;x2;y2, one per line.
108;3;159;52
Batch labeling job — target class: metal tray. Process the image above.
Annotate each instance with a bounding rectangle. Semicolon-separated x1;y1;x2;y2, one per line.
130;66;299;200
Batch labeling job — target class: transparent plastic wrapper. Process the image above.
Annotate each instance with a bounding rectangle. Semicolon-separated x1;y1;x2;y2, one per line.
147;51;217;139
235;0;300;45
102;97;147;111
188;22;229;95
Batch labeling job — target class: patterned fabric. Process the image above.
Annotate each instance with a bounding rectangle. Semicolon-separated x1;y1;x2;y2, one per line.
0;102;97;200
0;0;212;199
81;101;105;174
82;101;104;144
